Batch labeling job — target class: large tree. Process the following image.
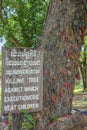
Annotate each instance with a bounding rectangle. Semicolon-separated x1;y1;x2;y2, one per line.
34;0;86;129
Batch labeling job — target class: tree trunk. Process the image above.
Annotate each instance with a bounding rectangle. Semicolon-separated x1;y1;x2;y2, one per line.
80;46;87;90
34;0;85;129
80;63;87;90
11;113;24;130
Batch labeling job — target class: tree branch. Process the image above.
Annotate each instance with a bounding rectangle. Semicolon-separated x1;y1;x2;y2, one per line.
0;0;2;19
9;35;22;47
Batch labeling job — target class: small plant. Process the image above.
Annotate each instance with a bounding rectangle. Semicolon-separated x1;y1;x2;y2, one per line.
21;110;35;130
49;114;57;122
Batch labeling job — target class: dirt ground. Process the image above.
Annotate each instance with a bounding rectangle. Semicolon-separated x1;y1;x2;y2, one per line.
73;92;87;109
73;92;87;129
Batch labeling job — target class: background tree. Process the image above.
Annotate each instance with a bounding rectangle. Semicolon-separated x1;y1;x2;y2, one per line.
0;0;49;47
78;3;87;91
79;34;87;90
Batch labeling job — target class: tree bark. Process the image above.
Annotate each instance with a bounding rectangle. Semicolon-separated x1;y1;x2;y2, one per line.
34;0;85;129
11;113;24;130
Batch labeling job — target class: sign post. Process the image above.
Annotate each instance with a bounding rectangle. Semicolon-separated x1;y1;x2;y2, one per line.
2;47;43;114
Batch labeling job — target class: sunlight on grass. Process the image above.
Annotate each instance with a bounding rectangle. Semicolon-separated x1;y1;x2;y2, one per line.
74;88;83;94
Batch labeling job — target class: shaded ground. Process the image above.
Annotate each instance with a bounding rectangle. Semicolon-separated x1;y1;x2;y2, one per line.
73;92;87;109
73;91;87;129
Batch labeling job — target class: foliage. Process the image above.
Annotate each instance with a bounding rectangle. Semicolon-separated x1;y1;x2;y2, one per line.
49;114;57;122
0;0;49;47
84;35;87;47
21;110;35;130
79;35;87;64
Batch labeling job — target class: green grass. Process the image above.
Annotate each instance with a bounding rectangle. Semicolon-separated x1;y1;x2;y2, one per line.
74;88;83;94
